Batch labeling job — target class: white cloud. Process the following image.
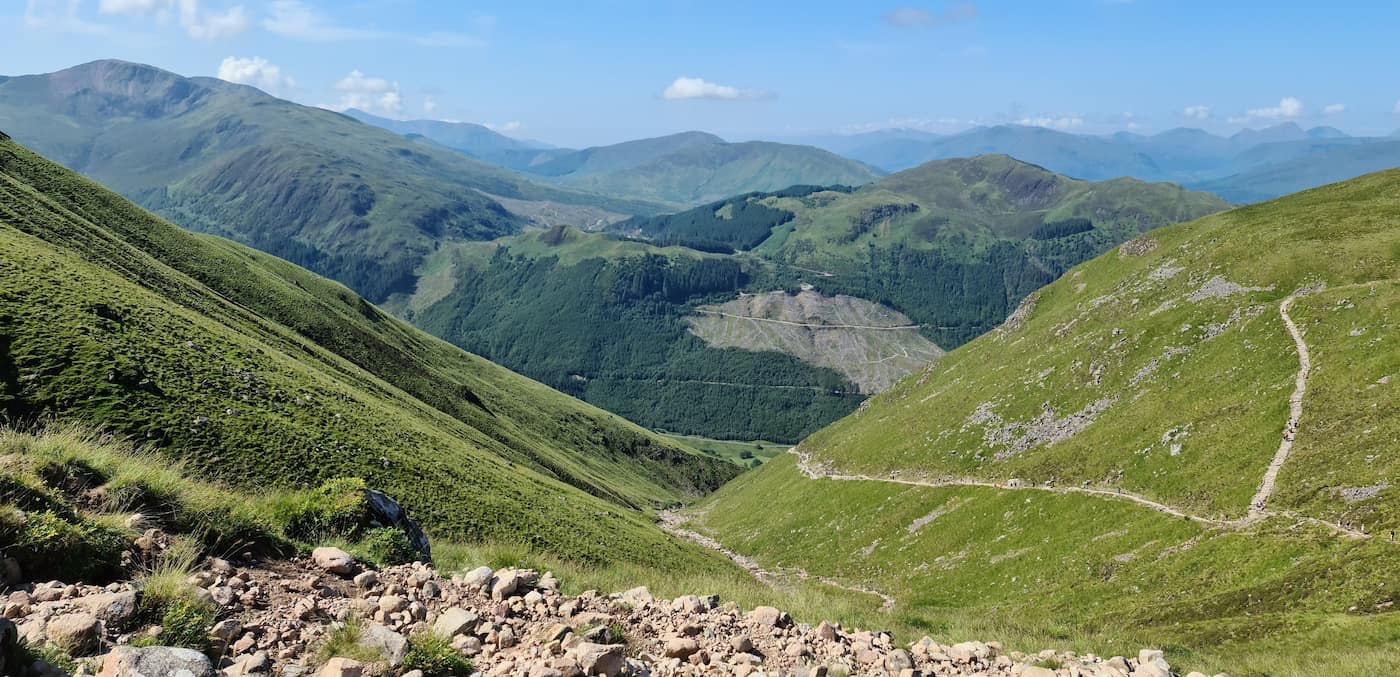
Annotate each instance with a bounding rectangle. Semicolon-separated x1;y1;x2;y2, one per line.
24;0;112;35
1322;103;1345;115
263;0;385;41
96;0;247;40
662;76;770;102
98;0;161;12
422;96;438;115
1182;105;1211;120
1232;96;1304;123
484;121;523;134
884;4;977;28
1017;115;1085;131
327;70;403;116
217;56;295;93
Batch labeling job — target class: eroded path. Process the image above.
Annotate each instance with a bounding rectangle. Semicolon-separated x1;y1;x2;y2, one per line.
658;509;897;610
788;285;1378;539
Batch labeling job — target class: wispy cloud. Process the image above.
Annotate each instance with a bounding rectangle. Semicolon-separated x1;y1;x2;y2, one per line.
1017;115;1085;130
662;77;771;102
1182;105;1211;120
217;56;295;93
325;69;403;116
98;0;249;40
263;0;387;41
25;0;112;35
1322;103;1345;115
1230;96;1304;123
884;3;977;28
1394;100;1400;115
484;121;523;134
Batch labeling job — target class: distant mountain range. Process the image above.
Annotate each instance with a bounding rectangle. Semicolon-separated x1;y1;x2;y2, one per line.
789;123;1400;203
351;114;884;209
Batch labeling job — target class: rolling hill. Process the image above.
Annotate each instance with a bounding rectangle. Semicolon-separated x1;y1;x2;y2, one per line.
0;60;665;303
0;131;739;568
395;156;1225;442
679;166;1400;674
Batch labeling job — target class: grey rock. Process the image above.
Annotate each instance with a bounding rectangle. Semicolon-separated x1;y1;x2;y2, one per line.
98;645;215;676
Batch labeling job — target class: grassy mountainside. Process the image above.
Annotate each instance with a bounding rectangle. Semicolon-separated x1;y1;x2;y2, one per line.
686;168;1400;673
0;134;739;567
0;60;664;302
396;158;1223;441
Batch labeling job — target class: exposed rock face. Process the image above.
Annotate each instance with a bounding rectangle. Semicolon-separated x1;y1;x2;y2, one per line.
365;490;431;560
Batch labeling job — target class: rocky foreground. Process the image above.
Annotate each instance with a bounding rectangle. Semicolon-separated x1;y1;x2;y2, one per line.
5;546;1217;677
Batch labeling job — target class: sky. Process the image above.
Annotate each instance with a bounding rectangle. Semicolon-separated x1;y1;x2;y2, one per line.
8;0;1400;147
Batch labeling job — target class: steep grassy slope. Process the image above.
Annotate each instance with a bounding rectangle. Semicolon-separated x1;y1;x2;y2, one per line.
0;60;663;302
0;135;738;566
397;158;1222;442
686;168;1400;674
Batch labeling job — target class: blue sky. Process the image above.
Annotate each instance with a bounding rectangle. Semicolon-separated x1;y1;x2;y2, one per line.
9;0;1400;147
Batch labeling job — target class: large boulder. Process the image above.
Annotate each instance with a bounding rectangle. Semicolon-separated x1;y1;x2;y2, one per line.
570;642;624;677
364;490;431;561
98;646;215;677
432;608;479;639
317;657;364;677
746;606;789;628
46;612;101;655
75;590;139;629
311;547;357;576
358;622;408;668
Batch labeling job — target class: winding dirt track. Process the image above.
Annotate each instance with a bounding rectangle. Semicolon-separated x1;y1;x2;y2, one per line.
662;282;1386;608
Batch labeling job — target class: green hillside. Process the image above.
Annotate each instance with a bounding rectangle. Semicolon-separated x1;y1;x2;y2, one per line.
0;60;664;302
396;158;1224;442
683;168;1400;673
0;133;739;567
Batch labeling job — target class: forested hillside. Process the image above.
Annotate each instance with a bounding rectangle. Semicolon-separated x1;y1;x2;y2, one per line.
396;157;1224;441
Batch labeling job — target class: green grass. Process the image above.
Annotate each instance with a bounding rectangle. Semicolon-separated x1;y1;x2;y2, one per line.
660;434;784;467
0;136;738;569
692;168;1400;675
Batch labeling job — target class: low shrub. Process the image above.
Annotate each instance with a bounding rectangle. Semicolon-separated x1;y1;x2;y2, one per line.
155;598;218;652
275;477;369;542
359;527;418;567
402;631;472;676
0;509;126;581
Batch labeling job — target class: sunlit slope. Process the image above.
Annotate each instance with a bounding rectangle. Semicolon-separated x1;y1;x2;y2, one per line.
802;169;1399;519
0;134;737;566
